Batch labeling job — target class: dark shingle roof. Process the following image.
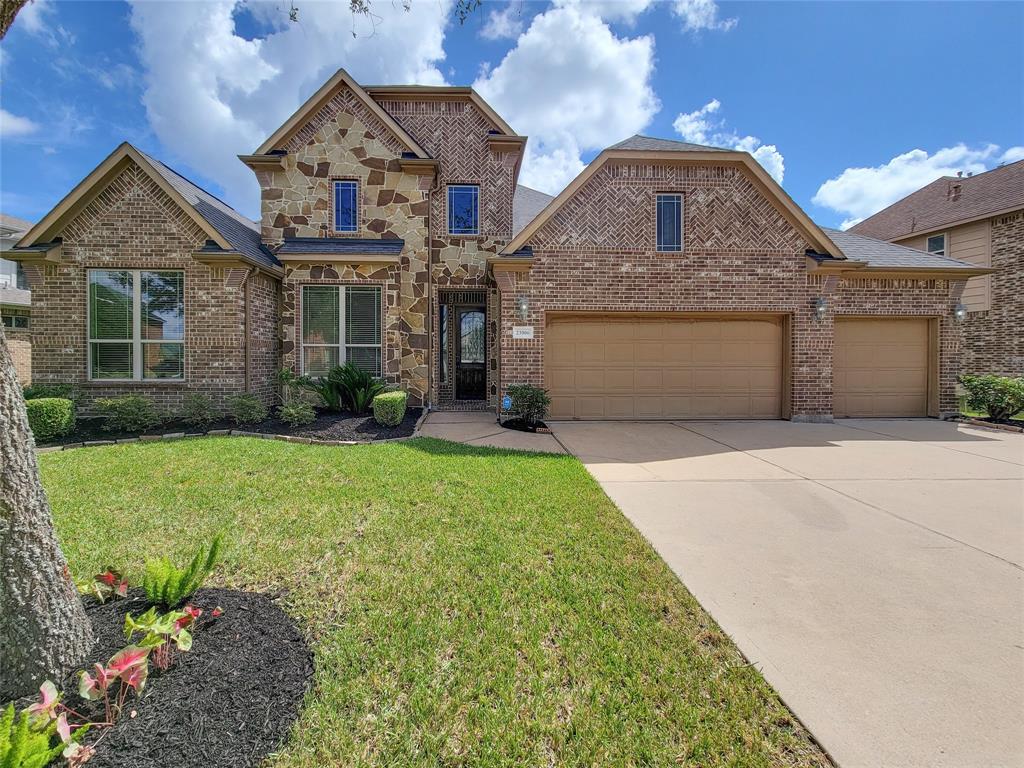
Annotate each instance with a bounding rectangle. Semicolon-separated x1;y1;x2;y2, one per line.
277;237;404;256
138;151;278;269
823;227;983;270
512;185;554;237
849;160;1024;241
609;134;729;153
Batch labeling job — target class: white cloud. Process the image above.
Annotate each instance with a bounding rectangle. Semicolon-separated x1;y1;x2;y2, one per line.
128;0;452;218
672;98;784;185
672;0;737;32
0;109;39;138
567;0;654;24
481;4;524;40
474;3;659;194
1000;146;1024;164
812;144;1019;229
14;0;51;35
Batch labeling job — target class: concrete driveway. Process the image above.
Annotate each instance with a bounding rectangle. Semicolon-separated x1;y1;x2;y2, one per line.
550;419;1024;768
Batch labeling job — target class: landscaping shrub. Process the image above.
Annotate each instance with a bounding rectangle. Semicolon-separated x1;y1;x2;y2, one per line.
332;362;388;413
227;394;268;425
143;533;223;607
278;400;316;426
25;397;75;443
507;384;551;427
22;382;75;401
181;392;219;429
297;369;344;411
960;374;1024;421
372;390;407;427
95;394;161;433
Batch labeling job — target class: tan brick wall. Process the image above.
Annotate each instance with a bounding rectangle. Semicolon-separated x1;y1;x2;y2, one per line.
501;160;965;419
28;160;279;415
962;210;1023;376
5;335;31;384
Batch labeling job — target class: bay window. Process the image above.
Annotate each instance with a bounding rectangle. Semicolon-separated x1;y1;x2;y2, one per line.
88;269;184;380
301;285;382;377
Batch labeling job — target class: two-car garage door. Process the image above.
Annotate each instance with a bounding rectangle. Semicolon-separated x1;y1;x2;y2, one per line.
544;314;931;420
545;315;783;420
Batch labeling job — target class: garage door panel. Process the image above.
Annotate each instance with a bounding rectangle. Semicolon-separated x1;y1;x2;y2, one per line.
545;315;782;420
834;318;929;418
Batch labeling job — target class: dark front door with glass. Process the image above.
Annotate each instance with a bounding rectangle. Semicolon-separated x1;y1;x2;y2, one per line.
456;307;486;400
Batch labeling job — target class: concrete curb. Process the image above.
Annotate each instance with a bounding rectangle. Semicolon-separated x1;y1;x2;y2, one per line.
958;417;1024;434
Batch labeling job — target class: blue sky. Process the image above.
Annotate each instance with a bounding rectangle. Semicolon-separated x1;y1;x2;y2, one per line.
1;0;1021;230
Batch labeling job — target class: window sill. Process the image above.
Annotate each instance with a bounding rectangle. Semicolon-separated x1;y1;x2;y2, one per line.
83;380;188;388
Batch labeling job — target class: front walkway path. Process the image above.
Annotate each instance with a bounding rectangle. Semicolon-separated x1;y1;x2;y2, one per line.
418;411;566;454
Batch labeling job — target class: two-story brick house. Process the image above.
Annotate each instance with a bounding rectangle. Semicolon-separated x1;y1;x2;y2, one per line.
10;68;990;421
850;160;1023;377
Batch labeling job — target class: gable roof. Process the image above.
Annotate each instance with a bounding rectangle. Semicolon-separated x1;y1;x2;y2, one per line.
822;227;989;272
254;69;429;157
15;143;278;271
503;138;844;258
513;184;554;237
362;85;516;136
850;159;1024;241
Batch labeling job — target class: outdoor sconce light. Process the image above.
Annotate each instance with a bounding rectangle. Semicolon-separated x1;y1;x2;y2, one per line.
516;295;529;322
953;302;967;323
813;297;827;322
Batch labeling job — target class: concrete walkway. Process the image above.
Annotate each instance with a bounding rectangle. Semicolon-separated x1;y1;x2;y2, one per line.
550;418;1024;768
418;411;565;453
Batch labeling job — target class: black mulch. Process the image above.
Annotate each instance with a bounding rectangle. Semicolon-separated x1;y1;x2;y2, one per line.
958;414;1024;429
62;588;312;768
40;407;422;446
500;417;549;434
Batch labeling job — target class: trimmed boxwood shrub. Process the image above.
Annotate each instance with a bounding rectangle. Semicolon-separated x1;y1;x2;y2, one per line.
23;382;75;401
25;397;75;442
372;390;407;427
960;375;1024;421
95;394;162;433
182;392;219;429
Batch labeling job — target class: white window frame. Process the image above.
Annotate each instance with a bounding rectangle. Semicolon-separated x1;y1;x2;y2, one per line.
447;184;480;236
300;285;382;377
333;179;359;233
926;233;946;257
86;269;185;382
655;192;684;253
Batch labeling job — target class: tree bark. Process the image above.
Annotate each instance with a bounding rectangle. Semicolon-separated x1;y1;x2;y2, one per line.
0;327;92;701
0;0;31;39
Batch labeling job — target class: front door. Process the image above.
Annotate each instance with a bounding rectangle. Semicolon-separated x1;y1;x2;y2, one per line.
456;307;486;400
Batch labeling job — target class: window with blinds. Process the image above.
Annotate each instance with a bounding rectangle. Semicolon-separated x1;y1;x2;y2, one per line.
88;269;184;380
301;285;382;377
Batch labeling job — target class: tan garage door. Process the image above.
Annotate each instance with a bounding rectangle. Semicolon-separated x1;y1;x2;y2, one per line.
834;318;929;418
545;315;783;420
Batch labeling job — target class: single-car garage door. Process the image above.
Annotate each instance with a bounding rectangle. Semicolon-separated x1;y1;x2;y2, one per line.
545;314;783;420
834;317;930;418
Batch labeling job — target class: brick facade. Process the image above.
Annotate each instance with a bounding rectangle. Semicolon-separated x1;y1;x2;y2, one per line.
3;327;31;384
498;160;966;419
961;210;1024;376
25;160;279;415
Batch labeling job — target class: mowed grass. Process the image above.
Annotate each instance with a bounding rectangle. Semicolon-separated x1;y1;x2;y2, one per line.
41;437;830;767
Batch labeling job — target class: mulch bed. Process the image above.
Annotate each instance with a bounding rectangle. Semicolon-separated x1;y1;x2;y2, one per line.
56;588;312;767
500;417;550;434
956;414;1024;432
40;407;422;446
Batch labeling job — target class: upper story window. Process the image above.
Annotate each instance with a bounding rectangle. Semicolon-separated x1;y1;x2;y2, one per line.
656;193;683;252
88;269;184;381
448;185;480;235
926;233;946;257
334;180;358;233
1;314;28;329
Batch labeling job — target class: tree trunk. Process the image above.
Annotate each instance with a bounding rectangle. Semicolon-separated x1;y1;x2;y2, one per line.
0;327;92;701
0;0;31;39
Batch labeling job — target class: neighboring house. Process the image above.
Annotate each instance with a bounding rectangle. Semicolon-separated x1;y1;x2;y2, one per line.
1;213;33;384
11;69;990;421
851;160;1023;376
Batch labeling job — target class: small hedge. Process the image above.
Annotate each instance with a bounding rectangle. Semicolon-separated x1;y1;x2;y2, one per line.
960;374;1024;421
95;394;162;433
507;384;551;427
26;397;75;442
23;382;75;401
372;391;407;427
227;394;268;425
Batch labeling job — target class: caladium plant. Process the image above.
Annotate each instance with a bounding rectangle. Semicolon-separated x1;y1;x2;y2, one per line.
77;568;130;604
124;605;201;670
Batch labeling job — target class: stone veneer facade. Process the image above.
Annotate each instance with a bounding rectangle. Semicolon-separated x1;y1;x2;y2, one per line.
498;160;966;419
961;210;1024;376
24;160;279;414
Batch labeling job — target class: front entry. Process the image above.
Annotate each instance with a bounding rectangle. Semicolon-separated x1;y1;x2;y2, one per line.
456;307;486;400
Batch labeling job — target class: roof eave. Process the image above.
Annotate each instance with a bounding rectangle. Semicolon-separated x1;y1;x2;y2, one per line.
275;252;401;264
238;154;287;170
192;249;284;277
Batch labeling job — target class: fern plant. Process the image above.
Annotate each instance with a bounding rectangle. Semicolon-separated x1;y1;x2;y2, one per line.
142;533;223;607
0;703;63;768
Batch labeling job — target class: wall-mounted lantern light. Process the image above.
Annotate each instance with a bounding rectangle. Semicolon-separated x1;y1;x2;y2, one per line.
516;295;529;322
953;302;967;322
813;297;827;322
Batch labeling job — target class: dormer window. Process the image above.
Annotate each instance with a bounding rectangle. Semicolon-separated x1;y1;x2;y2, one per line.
656;193;683;252
926;233;946;257
448;185;479;235
334;180;358;232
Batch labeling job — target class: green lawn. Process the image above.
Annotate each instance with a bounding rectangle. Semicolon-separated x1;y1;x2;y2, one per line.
41;437;829;767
